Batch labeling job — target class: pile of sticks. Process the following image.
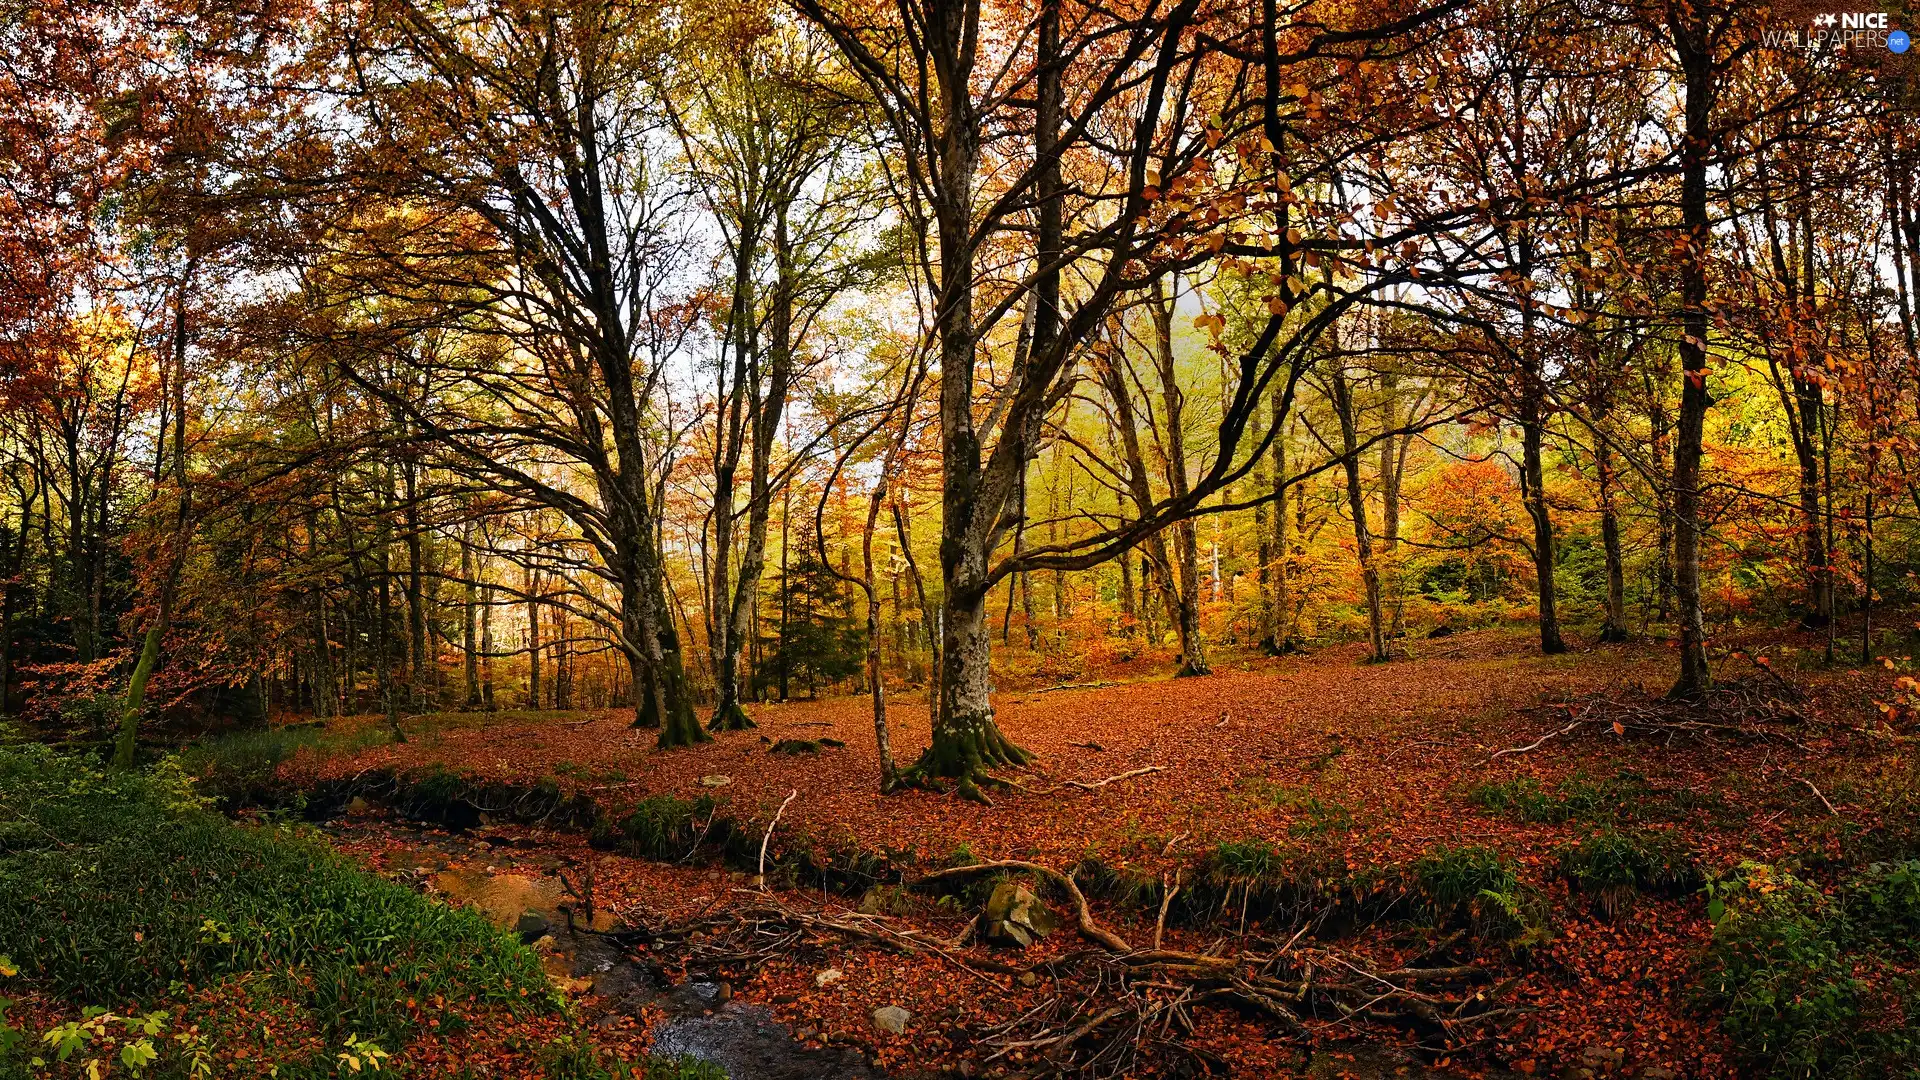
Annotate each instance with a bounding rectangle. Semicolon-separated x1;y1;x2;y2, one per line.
1495;674;1812;760
606;862;1526;1078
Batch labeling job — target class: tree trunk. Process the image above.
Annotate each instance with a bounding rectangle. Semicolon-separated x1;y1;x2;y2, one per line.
462;526;481;706
1151;280;1209;676
1667;10;1714;697
526;564;541;709
901;0;1038;797
626;541;709;747
116;282;194;767
480;582;496;709
1331;360;1387;663
1520;402;1567;654
1595;430;1629;642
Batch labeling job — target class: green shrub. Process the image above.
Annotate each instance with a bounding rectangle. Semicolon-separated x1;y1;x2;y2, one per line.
0;745;553;1071
1412;844;1528;938
1556;828;1703;912
595;794;719;861
1702;860;1920;1079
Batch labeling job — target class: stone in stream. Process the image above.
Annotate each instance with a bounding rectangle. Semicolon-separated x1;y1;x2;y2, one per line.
869;1005;912;1035
515;910;550;941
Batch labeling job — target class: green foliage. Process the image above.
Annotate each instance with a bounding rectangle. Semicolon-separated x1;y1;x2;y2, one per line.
594;794;718;861
753;552;863;698
1411;845;1529;938
1555;828;1703;907
1702;860;1920;1079
0;745;554;1070
1467;769;1716;826
1205;839;1285;885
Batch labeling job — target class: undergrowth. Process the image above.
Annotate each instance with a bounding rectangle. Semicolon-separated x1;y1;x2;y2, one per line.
1467;769;1720;825
1702;859;1920;1079
0;746;700;1079
1555;828;1702;914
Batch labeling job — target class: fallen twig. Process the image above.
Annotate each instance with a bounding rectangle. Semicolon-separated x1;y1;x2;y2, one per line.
915;859;1132;953
1016;765;1166;796
1796;776;1839;816
754;788;797;889
1036;680;1116;694
1489;720;1578;761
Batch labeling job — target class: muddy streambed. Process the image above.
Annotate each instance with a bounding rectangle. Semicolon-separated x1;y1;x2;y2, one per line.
321;815;882;1080
318;814;1514;1080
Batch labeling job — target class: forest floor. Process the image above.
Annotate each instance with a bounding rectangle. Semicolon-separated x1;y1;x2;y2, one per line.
271;627;1905;1079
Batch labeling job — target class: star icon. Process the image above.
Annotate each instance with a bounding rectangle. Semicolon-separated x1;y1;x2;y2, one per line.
1813;12;1837;26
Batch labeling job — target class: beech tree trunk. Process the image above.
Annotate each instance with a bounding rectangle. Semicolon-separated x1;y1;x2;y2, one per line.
1331;360;1387;663
1520;401;1567;654
1667;9;1715;697
1151;280;1209;676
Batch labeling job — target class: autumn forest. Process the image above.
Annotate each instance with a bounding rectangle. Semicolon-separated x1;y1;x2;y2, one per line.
3;0;1920;1077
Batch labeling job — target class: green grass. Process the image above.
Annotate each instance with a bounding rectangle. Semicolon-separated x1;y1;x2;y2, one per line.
1242;781;1356;838
1411;844;1530;938
0;745;713;1079
1555;828;1702;909
1467;769;1721;826
592;794;720;861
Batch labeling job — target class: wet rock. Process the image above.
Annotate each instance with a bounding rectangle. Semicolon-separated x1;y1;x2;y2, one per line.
870;1005;912;1035
815;968;844;988
983;882;1058;948
516;910;551;941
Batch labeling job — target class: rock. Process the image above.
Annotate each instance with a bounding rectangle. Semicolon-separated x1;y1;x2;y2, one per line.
815;968;844;988
1579;1044;1626;1069
870;1005;912;1035
983;882;1059;948
699;774;732;787
1426;623;1455;638
516;910;551;940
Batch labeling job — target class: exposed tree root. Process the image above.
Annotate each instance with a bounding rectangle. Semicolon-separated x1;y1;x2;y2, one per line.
1013;766;1166;796
608;856;1528;1079
897;712;1034;804
708;701;758;732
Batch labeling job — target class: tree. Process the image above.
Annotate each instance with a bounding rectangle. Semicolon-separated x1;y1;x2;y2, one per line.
307;0;716;745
